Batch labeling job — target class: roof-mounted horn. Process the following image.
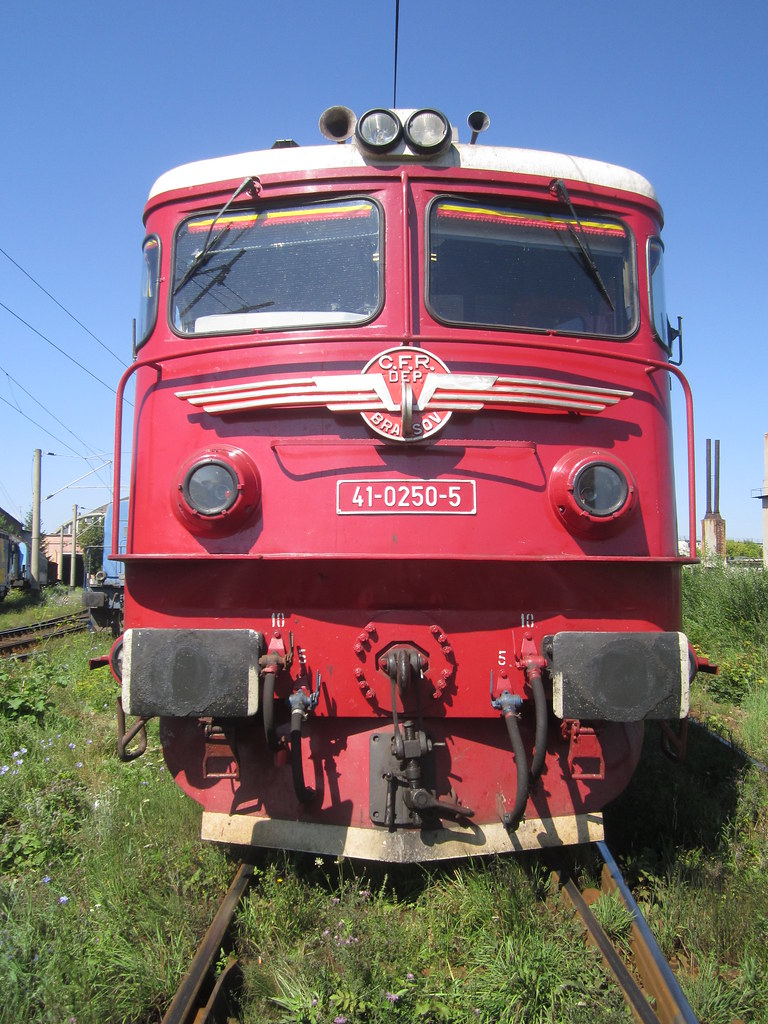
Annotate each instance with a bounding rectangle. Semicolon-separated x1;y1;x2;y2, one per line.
319;106;357;143
467;110;490;145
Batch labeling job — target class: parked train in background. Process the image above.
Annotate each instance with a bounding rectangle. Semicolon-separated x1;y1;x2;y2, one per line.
0;532;10;601
82;498;127;636
106;106;699;861
0;530;56;595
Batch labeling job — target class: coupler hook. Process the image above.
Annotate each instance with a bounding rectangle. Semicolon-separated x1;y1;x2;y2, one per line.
116;695;148;761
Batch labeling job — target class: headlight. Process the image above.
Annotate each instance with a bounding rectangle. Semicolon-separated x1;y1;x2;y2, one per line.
173;446;261;534
405;109;450;153
549;449;636;534
356;109;402;152
182;459;238;516
572;463;629;517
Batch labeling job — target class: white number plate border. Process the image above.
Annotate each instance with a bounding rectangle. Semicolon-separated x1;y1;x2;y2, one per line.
337;478;477;515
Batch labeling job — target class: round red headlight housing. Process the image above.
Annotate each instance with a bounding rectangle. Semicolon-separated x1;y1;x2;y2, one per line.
549;449;637;533
174;446;261;534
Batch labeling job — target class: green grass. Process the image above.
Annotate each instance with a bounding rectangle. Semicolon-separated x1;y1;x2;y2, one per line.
235;858;632;1024
0;585;82;630
0;630;230;1023
0;567;766;1022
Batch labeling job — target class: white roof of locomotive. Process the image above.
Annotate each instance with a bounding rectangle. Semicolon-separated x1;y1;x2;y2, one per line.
149;125;657;204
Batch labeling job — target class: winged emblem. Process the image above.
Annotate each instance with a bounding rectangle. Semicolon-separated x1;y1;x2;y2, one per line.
176;346;632;442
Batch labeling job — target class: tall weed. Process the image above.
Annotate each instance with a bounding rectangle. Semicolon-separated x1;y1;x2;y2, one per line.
683;564;768;702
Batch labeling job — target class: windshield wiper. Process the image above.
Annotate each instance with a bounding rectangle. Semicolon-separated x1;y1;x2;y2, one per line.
173;176;261;297
549;178;615;312
178;248;247;319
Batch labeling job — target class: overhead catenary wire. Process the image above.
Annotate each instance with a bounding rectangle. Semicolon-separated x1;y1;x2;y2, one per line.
0;392;85;457
0;299;132;406
0;244;127;368
393;0;400;107
2;364;109;464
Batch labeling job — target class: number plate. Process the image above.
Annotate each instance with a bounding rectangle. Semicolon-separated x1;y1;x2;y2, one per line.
337;479;476;515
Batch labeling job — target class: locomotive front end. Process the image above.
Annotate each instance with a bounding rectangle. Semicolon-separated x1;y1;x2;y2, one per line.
110;108;696;860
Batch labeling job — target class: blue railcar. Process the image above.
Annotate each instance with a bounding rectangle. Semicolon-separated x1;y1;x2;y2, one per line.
82;499;127;635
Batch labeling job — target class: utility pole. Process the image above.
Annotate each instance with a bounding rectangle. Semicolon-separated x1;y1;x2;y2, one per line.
31;448;41;593
69;504;78;588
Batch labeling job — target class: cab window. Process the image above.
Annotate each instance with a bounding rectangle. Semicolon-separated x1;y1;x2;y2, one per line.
427;198;636;337
137;236;160;349
171;198;381;335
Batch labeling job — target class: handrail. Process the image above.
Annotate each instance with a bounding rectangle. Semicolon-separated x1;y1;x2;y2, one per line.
112;335;695;557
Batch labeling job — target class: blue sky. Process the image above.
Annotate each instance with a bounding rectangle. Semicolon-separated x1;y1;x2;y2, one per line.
1;0;765;540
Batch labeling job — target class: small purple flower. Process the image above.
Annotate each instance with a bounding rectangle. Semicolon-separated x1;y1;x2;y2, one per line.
407;972;415;981
20;748;27;755
331;896;340;905
58;896;69;905
42;876;51;885
385;991;400;1003
68;743;76;750
0;766;8;776
334;1017;348;1024
76;762;83;769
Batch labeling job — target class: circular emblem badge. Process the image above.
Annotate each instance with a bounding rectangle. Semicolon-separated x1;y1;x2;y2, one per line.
360;346;452;442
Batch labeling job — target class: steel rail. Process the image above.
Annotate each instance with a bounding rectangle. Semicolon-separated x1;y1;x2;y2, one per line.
161;858;255;1024
0;611;91;657
597;841;700;1024
551;843;699;1024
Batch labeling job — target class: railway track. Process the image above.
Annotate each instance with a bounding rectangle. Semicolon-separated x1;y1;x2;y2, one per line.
551;841;699;1024
0;611;91;658
161;857;256;1024
164;843;699;1024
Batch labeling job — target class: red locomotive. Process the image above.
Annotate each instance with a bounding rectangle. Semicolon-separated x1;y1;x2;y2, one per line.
110;106;697;860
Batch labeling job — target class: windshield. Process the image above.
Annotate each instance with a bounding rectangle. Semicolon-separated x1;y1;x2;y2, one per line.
427;198;636;337
171;198;381;335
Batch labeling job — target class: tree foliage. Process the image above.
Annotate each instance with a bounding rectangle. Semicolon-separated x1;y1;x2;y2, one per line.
78;519;105;574
726;539;763;559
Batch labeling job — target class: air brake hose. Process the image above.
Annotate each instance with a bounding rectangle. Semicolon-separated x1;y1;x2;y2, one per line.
501;702;529;831
263;670;280;752
528;668;548;784
290;707;316;803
